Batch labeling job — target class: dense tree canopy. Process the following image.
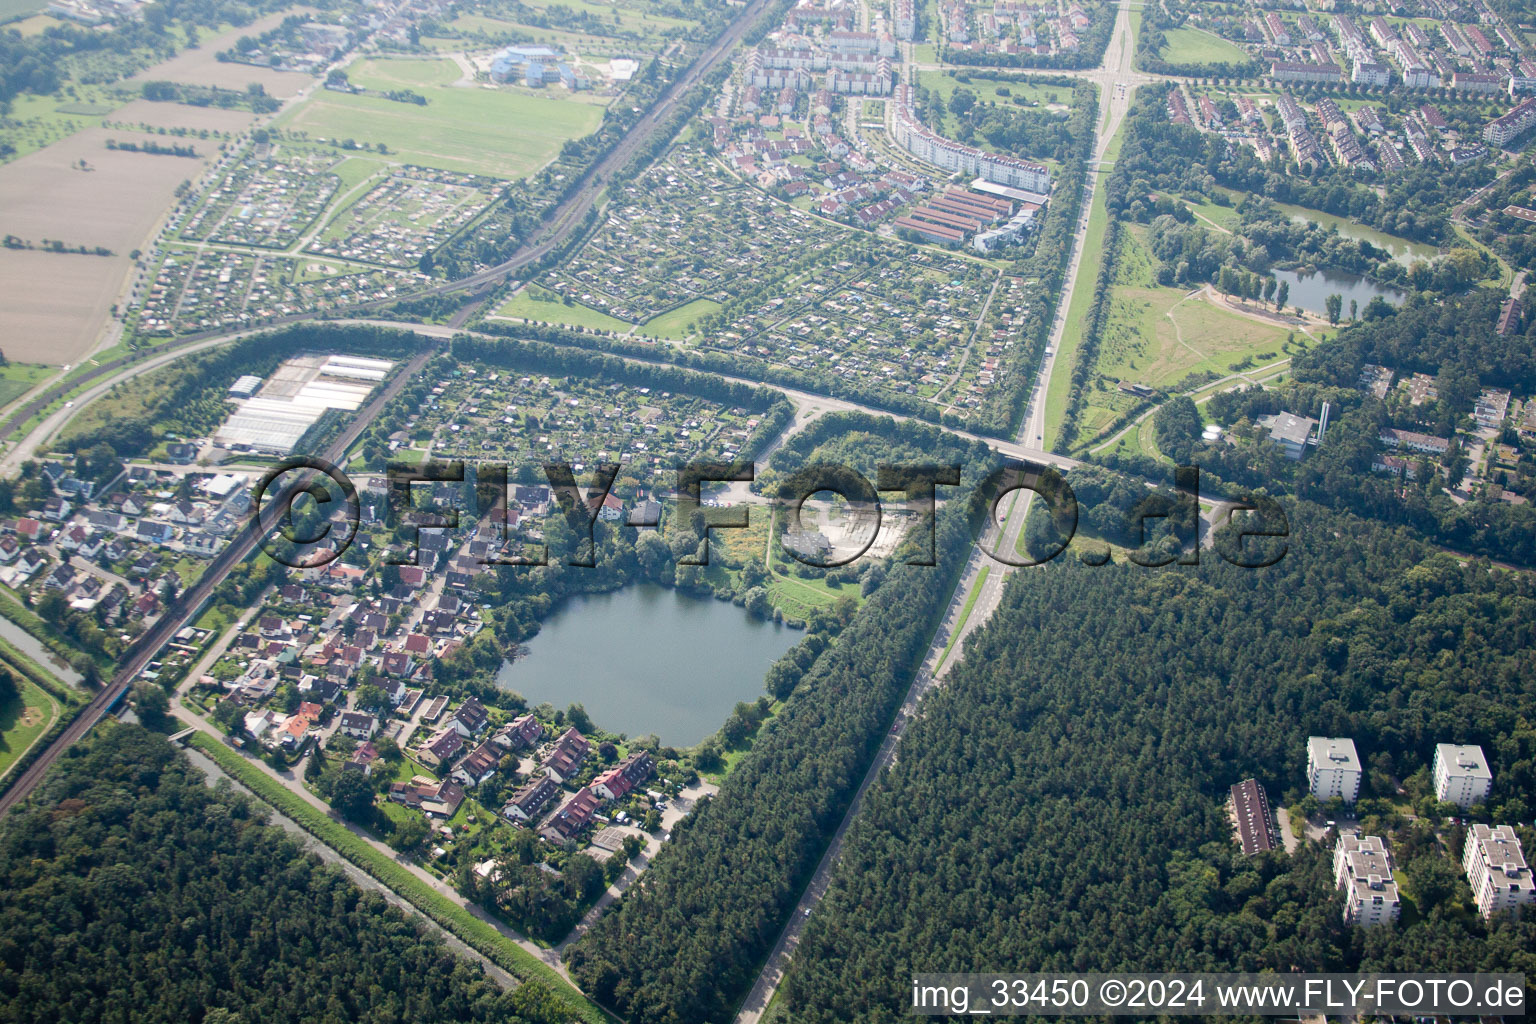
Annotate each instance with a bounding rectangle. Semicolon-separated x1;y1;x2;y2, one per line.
778;503;1536;1021
0;726;568;1024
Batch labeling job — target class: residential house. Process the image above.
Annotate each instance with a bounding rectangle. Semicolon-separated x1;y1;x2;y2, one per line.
502;775;560;822
593;750;655;802
337;710;378;740
418;726;464;768
543;727;590;783
451;742;503;787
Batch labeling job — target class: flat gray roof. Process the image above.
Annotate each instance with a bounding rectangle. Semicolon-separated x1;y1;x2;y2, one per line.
1436;743;1492;779
1308;735;1361;772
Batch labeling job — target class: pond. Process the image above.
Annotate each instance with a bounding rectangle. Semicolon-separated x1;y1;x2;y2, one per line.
1273;267;1406;317
1273;201;1439;264
495;584;798;747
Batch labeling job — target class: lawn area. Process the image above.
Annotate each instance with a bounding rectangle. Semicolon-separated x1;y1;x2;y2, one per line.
919;69;1069;114
1182;195;1241;232
0;362;52;414
0;674;59;779
0;89;117;165
346;55;463;90
275;62;605;179
495;283;632;332
640;298;721;340
1159;26;1249;66
1071;227;1295;448
1042;129;1116;450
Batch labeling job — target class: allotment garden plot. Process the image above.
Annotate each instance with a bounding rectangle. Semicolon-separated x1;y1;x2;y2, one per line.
137;248;422;336
542;148;847;323
370;364;770;488
180;149;341;249
536;146;1023;411
307;167;500;269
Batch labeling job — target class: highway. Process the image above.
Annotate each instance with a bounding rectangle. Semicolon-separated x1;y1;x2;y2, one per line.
729;4;1142;1020
0;345;438;818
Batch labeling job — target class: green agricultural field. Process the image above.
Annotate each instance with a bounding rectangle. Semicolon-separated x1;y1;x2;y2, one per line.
495;283;632;332
0;674;59;779
640;297;721;340
276;59;605;179
1158;26;1249;66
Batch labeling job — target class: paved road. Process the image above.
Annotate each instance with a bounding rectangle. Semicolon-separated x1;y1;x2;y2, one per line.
729;6;1142;1021
0;345;437;819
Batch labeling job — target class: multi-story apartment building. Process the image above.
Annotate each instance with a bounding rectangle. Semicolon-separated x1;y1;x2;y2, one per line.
1485;98;1536;146
1463;824;1533;920
890;85;1051;192
1308;736;1363;803
1334;833;1401;925
1433;743;1493;807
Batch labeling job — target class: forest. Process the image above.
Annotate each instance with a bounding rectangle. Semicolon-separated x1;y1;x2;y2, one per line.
0;725;575;1024
564;416;998;1024
777;501;1536;1022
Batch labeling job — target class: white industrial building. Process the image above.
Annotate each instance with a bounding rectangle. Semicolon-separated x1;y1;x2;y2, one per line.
214;354;394;455
1433;743;1492;808
1463;824;1532;920
1334;833;1401;925
1307;736;1362;803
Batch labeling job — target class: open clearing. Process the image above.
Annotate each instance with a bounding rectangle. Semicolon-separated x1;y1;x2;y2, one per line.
1159;27;1249;65
1071;227;1295;445
106;99;259;135
128;11;317;99
0;126;217;364
276;58;605;178
640;298;722;340
495;284;633;332
0;675;59;780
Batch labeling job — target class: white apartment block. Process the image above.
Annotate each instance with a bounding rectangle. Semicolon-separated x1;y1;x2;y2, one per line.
1352;60;1392;87
1463;824;1533;920
890;85;1051;192
1308;736;1362;803
1334;833;1401;925
1433;743;1492;808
